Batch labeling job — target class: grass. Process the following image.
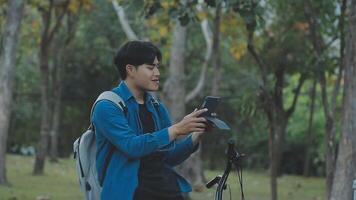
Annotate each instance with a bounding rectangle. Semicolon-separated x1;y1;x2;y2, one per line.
192;170;325;200
0;154;325;200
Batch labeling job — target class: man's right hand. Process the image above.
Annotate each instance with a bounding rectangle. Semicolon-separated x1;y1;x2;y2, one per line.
168;108;208;141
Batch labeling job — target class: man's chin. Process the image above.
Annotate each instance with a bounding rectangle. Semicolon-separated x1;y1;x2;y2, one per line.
144;86;159;92
148;87;159;92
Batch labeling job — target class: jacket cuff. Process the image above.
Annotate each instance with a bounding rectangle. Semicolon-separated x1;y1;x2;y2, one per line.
155;127;175;150
188;134;200;153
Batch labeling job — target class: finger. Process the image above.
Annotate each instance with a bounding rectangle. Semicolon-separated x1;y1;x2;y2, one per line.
186;108;198;117
191;108;208;117
192;117;207;123
194;131;205;135
192;128;206;132
192;122;206;128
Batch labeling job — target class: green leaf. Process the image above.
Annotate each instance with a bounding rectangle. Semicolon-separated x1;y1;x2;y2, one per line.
205;0;216;7
178;13;190;26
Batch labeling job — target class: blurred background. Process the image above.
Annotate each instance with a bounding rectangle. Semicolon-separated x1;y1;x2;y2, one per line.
0;0;355;199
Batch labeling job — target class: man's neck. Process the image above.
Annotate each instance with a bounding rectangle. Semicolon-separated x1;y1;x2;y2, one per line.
124;80;145;104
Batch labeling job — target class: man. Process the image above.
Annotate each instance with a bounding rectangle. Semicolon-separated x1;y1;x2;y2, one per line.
93;41;208;200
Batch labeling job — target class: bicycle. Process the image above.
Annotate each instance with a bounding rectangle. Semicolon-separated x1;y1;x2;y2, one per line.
206;139;245;200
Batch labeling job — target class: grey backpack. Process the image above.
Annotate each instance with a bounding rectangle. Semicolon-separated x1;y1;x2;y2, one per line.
73;91;127;200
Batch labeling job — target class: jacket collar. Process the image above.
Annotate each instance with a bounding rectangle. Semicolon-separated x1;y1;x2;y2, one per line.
117;81;155;103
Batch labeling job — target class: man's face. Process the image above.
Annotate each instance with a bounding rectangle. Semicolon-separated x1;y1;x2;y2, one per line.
129;57;160;92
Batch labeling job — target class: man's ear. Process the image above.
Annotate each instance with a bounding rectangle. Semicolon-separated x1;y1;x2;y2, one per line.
126;64;136;77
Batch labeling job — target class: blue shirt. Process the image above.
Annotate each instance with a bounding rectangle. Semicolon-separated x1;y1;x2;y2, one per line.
93;81;198;200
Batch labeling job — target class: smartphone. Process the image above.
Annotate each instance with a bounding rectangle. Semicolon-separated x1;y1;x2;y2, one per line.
199;96;220;117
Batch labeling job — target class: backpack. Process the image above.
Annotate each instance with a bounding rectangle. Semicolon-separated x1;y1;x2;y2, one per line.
73;91;162;200
73;91;127;200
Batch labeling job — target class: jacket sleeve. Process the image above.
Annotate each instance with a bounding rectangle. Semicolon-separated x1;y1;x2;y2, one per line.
159;103;200;166
164;135;200;166
92;100;172;159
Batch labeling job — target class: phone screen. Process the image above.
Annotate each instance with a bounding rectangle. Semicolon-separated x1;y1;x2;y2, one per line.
200;96;220;117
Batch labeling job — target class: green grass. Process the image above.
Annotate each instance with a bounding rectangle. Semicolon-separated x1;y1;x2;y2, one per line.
0;154;325;200
192;171;325;200
0;154;82;200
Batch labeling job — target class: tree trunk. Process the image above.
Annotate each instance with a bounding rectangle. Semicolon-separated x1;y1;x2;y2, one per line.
210;3;222;96
33;7;53;174
269;114;287;200
111;0;139;41
33;1;68;174
303;79;317;177
324;113;336;198
304;0;346;196
162;22;187;122
248;31;305;200
33;43;51;175
180;3;223;192
162;21;206;191
49;60;62;162
330;1;356;198
185;3;213;103
0;0;24;185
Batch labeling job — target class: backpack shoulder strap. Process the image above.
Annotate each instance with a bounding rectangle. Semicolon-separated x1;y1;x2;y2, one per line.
90;91;127;122
88;91;127;186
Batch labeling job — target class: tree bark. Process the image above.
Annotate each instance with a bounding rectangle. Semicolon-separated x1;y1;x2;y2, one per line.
330;1;356;199
248;35;305;200
33;36;51;174
162;22;187;123
0;0;24;185
162;20;190;180
304;0;346;197
269;115;287;200
111;0;139;41
49;59;62;162
303;79;317;177
33;1;68;174
210;3;222;96
48;12;77;161
162;15;207;192
185;3;213;103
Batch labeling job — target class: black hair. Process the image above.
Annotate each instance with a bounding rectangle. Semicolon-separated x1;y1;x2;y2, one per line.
114;40;162;80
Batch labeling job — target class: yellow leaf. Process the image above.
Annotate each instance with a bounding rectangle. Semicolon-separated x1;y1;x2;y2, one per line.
68;0;79;13
147;18;158;26
159;26;168;37
197;11;207;21
220;23;227;34
230;44;246;61
161;2;169;9
234;51;241;60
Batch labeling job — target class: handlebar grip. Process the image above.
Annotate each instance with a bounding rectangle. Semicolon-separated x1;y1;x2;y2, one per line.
206;175;222;188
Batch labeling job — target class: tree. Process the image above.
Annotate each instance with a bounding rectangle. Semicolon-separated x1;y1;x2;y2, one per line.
241;3;307;200
31;0;92;171
330;0;356;199
49;12;80;162
303;79;317;177
33;0;70;174
142;0;215;190
304;0;346;197
0;0;24;185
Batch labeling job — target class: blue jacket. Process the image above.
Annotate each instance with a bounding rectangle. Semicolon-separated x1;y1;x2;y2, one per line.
93;81;198;200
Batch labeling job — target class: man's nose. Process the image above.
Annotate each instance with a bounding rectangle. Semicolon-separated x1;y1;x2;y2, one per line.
153;67;160;76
